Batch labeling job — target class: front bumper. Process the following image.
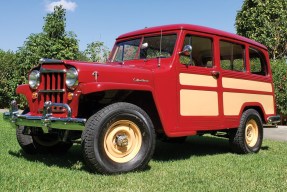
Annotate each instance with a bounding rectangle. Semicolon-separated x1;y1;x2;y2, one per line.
3;100;86;132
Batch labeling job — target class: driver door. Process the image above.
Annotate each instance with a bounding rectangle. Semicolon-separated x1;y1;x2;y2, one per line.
176;32;223;132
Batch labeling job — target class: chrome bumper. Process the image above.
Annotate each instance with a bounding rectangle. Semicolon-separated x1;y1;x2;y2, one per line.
3;100;86;132
264;115;281;128
267;116;281;124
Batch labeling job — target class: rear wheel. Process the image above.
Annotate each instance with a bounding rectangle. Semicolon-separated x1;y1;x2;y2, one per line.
229;109;263;154
81;102;156;174
16;109;73;154
16;126;73;154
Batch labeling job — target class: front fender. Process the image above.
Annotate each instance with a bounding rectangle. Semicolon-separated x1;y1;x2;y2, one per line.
16;84;35;111
16;84;31;95
79;82;154;94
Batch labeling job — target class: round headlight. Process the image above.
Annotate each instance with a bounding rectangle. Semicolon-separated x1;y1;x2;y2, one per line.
66;67;78;89
29;70;40;89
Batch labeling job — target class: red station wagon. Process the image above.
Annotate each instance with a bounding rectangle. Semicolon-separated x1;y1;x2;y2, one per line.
4;24;280;174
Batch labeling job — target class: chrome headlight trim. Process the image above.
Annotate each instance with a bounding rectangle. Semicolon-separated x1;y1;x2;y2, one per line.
29;70;40;89
66;67;78;90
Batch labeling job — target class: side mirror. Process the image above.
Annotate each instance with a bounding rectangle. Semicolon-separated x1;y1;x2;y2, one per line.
179;45;192;56
141;42;148;49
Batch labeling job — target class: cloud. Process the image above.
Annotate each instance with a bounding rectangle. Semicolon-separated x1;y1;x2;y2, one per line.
46;0;77;12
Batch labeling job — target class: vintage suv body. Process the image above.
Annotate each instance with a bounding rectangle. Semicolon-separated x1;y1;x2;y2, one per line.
4;24;280;174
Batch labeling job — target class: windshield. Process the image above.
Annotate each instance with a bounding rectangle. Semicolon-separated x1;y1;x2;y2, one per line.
111;34;177;62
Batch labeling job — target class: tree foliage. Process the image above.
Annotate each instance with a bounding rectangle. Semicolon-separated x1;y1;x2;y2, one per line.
83;41;110;62
271;59;287;115
16;6;80;83
0;50;17;108
236;0;287;59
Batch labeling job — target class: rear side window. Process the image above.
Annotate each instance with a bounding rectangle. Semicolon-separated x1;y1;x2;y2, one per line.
220;41;245;72
249;48;267;76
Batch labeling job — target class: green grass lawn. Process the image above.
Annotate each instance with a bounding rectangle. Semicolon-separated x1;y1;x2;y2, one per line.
1;113;287;192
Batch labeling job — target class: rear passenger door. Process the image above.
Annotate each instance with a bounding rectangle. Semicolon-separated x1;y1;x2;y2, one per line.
177;32;222;132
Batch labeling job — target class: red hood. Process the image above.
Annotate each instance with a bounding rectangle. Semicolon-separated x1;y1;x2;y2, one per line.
62;60;154;85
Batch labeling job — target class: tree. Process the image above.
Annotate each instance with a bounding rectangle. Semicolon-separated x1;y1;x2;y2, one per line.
16;5;80;83
0;50;17;108
236;0;287;59
83;41;110;62
0;6;110;108
6;6;80;108
271;59;287;115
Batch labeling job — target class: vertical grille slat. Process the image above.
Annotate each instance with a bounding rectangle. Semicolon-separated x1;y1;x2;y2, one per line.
47;74;50;90
52;73;55;90
57;73;61;103
61;73;65;89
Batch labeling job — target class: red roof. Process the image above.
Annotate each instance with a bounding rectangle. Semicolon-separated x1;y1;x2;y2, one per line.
117;24;267;50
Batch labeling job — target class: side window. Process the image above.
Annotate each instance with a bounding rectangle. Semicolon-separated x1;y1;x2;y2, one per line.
180;35;213;67
249;48;267;76
220;41;245;72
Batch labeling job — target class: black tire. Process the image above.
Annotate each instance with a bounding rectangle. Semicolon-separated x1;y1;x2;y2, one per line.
81;102;156;174
229;109;263;154
16;109;73;154
16;125;37;154
17;126;73;154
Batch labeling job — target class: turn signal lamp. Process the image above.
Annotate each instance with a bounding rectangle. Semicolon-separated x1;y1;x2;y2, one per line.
32;92;38;100
67;92;74;101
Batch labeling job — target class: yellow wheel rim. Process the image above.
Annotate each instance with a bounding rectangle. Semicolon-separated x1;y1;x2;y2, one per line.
104;120;142;163
245;119;259;147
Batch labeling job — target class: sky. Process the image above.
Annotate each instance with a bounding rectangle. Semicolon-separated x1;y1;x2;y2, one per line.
0;0;244;52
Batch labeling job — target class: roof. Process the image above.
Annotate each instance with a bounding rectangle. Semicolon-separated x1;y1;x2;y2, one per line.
117;24;267;50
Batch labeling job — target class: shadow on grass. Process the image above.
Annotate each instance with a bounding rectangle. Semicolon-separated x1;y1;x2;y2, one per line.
8;135;266;172
153;135;231;161
8;144;151;174
8;144;89;172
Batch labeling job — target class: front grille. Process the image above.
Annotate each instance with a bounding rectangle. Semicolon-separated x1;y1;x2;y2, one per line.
38;69;66;113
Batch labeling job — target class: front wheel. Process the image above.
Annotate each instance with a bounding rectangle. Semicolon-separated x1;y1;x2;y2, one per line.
81;102;156;174
229;109;263;154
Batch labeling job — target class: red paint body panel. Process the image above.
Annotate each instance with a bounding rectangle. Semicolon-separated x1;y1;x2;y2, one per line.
17;24;277;137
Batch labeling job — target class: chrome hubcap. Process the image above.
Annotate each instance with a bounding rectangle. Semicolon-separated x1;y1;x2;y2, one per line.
115;134;129;147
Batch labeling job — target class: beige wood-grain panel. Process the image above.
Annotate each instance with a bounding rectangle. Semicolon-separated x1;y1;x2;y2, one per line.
180;90;219;116
223;92;274;115
222;77;272;92
180;73;217;87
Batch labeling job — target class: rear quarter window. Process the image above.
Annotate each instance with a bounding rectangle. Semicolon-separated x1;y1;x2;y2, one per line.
249;48;267;76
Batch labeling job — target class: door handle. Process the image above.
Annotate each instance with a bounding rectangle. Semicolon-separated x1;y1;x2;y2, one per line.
211;71;220;79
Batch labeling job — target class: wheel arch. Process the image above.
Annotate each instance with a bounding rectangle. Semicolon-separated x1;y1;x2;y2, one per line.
78;90;164;135
242;104;266;124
